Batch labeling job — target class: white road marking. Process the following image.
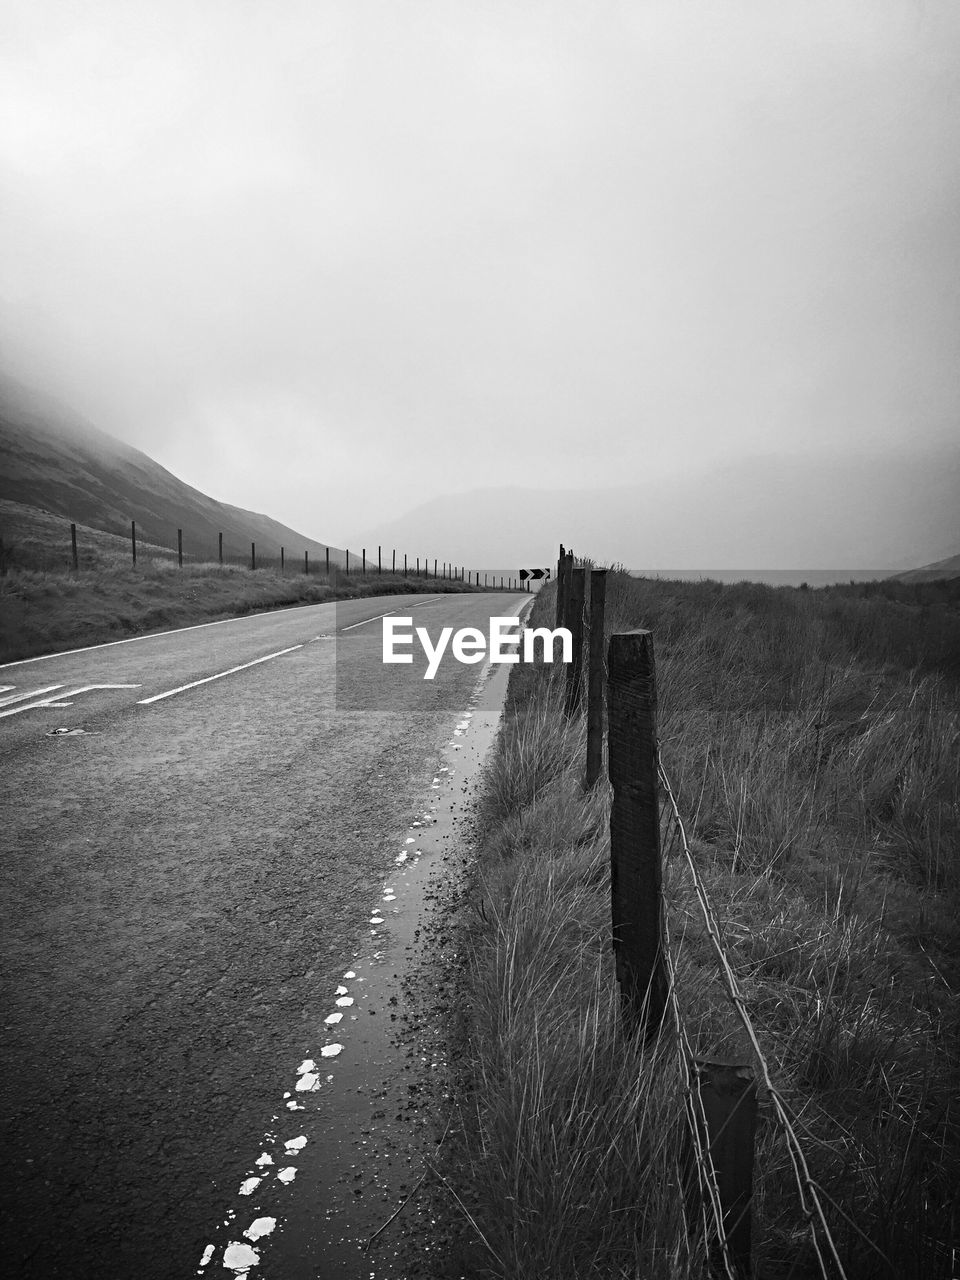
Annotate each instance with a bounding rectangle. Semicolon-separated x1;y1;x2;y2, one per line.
338;595;443;631
0;684;140;719
339;608;397;632
0;685;63;710
137;646;303;704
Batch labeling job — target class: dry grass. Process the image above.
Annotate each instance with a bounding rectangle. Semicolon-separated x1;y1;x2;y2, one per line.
435;573;959;1279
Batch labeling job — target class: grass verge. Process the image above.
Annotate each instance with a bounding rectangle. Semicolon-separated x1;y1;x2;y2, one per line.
432;572;959;1278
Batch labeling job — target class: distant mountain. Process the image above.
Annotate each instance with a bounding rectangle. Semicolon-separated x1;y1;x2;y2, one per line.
0;373;342;564
890;552;960;583
353;448;960;571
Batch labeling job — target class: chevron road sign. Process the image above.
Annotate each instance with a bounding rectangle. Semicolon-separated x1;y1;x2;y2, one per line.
518;568;551;581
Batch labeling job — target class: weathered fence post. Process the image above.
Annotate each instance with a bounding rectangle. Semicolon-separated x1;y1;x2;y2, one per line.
404;553;407;577
378;545;382;574
607;630;667;1038
131;520;137;566
281;546;285;573
326;547;330;576
219;532;223;565
178;528;183;568
687;1060;757;1278
586;569;607;785
304;550;309;575
251;542;256;570
345;549;350;574
434;558;437;579
556;550;571;627
362;548;366;575
565;565;586;715
392;549;396;573
71;523;78;571
416;557;420;576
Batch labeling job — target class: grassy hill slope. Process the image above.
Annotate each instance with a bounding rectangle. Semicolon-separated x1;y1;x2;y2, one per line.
0;372;341;567
892;551;960;583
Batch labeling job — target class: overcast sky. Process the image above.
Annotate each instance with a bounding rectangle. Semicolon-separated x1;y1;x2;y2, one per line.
1;0;958;563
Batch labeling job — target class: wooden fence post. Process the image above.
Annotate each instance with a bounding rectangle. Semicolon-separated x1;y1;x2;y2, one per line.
362;548;366;575
281;546;285;573
392;549;395;573
326;547;330;575
404;553;407;577
251;542;256;570
687;1061;757;1278
345;549;350;574
304;550;309;574
379;545;382;574
586;569;607;785
607;630;667;1038
71;523;78;571
178;528;183;568
556;550;571;628
565;566;586;715
219;532;223;565
131;520;137;566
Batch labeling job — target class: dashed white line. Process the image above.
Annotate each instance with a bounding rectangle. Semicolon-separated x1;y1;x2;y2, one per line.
338;595;443;632
137;646;303;704
339;609;398;632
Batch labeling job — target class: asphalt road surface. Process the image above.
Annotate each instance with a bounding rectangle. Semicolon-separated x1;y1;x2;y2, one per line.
0;591;529;1279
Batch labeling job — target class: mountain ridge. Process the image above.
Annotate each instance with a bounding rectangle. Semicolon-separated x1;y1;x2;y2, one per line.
0;373;344;565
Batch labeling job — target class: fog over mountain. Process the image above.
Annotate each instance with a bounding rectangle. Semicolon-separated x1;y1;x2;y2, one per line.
2;2;958;562
355;447;960;571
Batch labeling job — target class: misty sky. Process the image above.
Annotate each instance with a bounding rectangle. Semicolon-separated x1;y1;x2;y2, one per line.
1;1;958;564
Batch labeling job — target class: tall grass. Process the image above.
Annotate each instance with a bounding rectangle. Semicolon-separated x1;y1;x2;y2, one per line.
436;573;959;1278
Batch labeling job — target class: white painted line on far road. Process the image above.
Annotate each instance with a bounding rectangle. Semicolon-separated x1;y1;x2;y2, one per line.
137;646;303;705
338;595;445;632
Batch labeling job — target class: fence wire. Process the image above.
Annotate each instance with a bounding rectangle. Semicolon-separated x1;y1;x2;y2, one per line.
657;753;849;1280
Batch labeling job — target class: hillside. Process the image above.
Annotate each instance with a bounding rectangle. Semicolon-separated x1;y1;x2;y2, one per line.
891;551;960;583
0;373;342;566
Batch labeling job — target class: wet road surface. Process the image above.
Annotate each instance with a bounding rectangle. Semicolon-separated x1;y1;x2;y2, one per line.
0;591;530;1279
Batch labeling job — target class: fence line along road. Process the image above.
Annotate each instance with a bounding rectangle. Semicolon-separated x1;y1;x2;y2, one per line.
546;542;849;1280
3;512;542;593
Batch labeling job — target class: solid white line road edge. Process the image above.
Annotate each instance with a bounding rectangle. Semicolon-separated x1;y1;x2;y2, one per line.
138;646;303;705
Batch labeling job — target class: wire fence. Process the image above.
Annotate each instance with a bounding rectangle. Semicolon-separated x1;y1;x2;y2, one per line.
552;545;852;1279
659;759;848;1280
0;506;526;591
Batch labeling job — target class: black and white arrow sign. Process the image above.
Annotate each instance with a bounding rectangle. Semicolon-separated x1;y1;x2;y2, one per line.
518;568;551;581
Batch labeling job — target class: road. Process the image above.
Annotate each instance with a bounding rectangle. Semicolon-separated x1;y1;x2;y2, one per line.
0;590;530;1279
